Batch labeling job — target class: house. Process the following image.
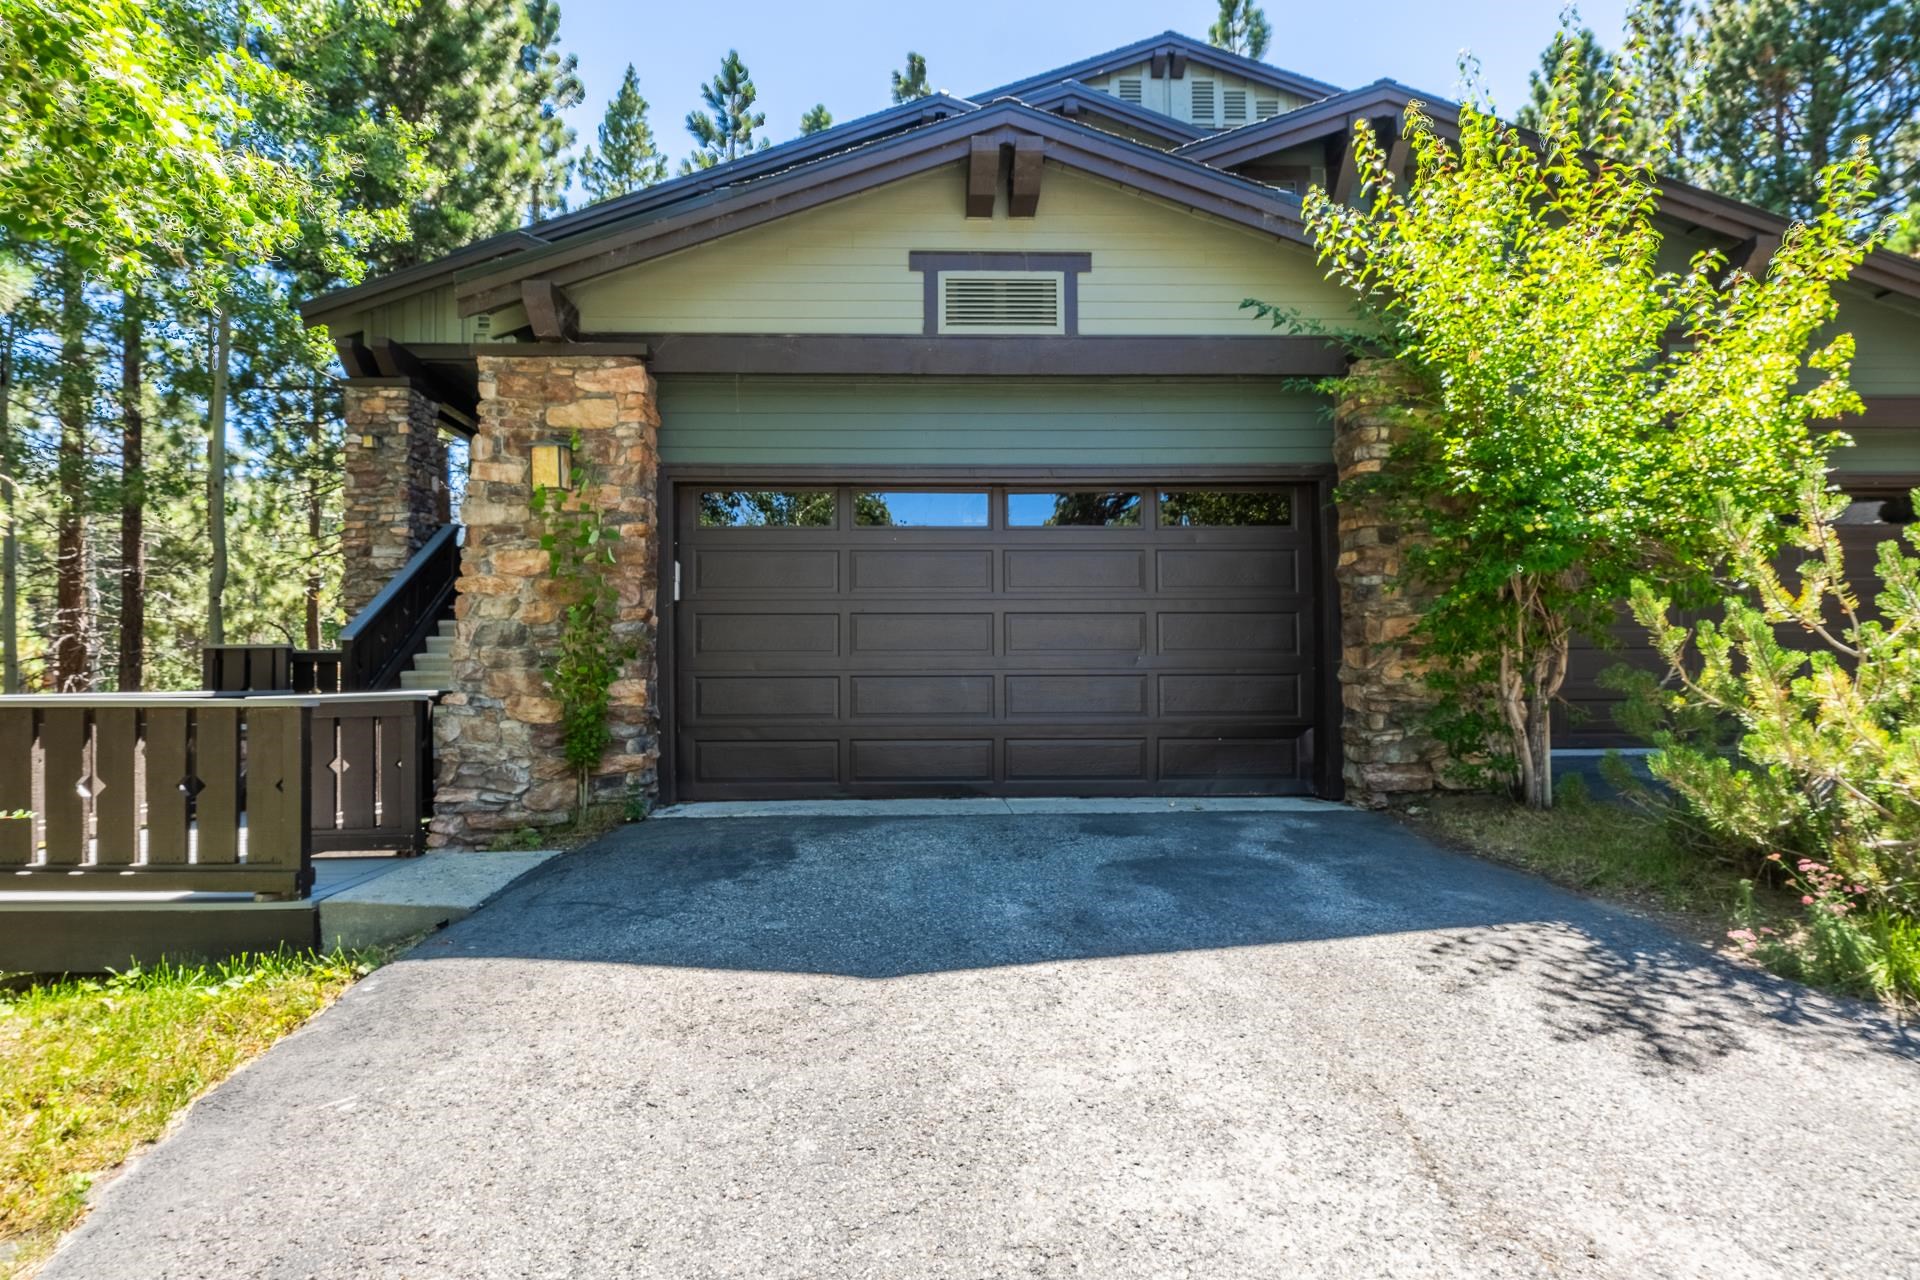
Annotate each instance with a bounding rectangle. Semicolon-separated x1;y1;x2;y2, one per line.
299;31;1920;845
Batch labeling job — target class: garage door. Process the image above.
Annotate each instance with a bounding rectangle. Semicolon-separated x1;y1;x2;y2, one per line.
670;482;1325;799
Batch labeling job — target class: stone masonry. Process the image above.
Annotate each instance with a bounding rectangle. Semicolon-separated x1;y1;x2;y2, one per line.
341;379;447;617
429;354;660;846
1332;359;1451;807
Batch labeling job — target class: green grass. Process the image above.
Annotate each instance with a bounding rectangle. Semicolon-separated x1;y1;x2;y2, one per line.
1404;786;1744;918
0;950;382;1278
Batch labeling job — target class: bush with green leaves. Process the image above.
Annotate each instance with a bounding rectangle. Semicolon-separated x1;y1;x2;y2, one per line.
1272;32;1878;807
531;440;636;815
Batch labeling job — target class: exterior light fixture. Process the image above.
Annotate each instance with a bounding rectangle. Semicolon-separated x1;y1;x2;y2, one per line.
530;438;574;490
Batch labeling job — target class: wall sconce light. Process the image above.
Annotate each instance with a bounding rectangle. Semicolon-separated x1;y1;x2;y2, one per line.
530;438;574;490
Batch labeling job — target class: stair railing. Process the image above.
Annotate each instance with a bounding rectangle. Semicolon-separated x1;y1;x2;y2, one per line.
337;524;462;692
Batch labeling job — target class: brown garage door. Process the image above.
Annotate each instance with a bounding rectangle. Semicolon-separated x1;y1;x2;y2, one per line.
670;482;1325;799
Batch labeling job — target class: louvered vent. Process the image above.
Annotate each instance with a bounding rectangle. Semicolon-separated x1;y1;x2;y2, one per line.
1255;96;1281;120
1222;88;1248;124
1190;80;1217;123
1116;77;1144;104
939;272;1066;334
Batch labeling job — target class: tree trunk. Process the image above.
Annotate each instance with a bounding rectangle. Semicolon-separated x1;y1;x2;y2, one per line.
1499;583;1572;810
0;311;18;694
53;259;92;692
207;306;230;646
305;384;322;649
118;290;144;690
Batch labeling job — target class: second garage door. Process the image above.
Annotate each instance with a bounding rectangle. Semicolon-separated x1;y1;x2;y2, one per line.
671;482;1325;799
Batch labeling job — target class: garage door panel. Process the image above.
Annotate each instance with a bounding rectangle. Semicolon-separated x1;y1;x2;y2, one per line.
696;613;840;655
1160;736;1303;779
852;739;994;782
696;740;840;784
695;676;839;719
1157;548;1300;592
1006;674;1149;717
675;481;1324;798
1006;612;1148;654
696;548;839;593
1160;673;1303;718
850;675;995;718
851;549;992;591
1159;612;1301;656
1004;549;1147;591
1007;738;1149;781
851;612;995;654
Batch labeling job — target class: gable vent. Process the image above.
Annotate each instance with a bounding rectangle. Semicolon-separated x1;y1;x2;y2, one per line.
939;272;1066;334
1116;77;1144;104
1222;88;1248;124
1190;79;1217;123
1255;96;1281;120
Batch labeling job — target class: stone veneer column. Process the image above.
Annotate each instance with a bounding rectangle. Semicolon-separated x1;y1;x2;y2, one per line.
1333;359;1450;806
341;379;445;617
429;354;659;846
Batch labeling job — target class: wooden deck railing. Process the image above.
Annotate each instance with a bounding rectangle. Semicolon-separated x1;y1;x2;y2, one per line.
0;691;439;899
203;646;344;694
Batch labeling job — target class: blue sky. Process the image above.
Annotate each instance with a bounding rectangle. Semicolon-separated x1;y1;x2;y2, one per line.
556;0;1632;183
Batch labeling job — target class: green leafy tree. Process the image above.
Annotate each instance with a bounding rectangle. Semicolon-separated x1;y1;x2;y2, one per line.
579;64;667;201
1280;44;1878;808
891;52;932;103
799;103;834;135
1209;0;1271;60
682;50;767;174
1516;28;1619;146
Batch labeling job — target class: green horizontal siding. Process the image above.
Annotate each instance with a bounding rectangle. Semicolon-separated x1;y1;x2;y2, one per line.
656;376;1335;467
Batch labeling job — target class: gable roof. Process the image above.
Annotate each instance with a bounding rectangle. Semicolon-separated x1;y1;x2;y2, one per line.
973;30;1341;107
1017;79;1210;147
449;99;1311;317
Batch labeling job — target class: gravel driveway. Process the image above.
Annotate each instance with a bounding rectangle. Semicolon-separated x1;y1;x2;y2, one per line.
40;809;1920;1279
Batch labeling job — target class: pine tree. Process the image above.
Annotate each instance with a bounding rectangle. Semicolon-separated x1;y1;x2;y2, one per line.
891;52;931;103
579;64;667;201
518;0;582;222
683;50;768;174
1516;29;1619;146
1209;0;1271;60
799;104;833;135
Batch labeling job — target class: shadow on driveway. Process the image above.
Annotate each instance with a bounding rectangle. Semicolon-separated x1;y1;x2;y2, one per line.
414;809;1918;1067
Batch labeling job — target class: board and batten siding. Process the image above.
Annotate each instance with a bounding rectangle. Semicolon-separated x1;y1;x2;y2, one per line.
656;376;1333;468
567;165;1352;337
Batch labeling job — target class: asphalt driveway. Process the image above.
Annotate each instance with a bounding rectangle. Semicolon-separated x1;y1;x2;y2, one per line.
40;809;1920;1279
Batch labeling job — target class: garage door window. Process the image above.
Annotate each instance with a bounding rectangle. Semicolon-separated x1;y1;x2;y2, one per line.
1160;491;1294;527
698;490;836;528
1007;491;1142;527
854;491;990;527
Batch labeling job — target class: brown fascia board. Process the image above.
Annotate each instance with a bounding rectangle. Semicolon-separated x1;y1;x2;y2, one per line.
452;102;1311;317
296;94;977;328
298;231;548;324
976;30;1342;105
1173;80;1451;167
1019;80;1209;145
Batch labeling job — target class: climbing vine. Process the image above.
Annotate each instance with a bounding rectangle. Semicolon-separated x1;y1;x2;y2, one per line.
530;435;636;813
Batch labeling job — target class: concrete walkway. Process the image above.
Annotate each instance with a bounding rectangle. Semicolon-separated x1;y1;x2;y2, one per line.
40;809;1920;1279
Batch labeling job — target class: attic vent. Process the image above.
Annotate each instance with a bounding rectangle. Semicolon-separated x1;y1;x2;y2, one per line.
1255;96;1281;120
1116;77;1144;104
1190;79;1217;123
1222;88;1248;124
938;272;1066;334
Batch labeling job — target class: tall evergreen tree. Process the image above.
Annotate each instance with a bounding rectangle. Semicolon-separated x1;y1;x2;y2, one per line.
683;50;768;174
517;0;582;222
579;64;667;201
1209;0;1271;60
799;104;834;135
1516;29;1619;146
891;52;931;103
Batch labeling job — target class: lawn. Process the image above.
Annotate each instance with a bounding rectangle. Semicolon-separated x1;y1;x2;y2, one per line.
0;951;380;1278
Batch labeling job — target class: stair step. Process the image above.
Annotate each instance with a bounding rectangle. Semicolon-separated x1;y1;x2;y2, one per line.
437;618;457;636
398;671;447;691
410;657;452;676
423;635;453;654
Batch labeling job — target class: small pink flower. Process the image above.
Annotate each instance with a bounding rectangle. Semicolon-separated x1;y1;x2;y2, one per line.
1767;852;1784;862
1802;895;1815;905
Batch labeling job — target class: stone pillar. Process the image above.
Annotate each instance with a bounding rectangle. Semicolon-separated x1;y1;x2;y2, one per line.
429;354;659;846
1333;359;1449;806
341;380;445;617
